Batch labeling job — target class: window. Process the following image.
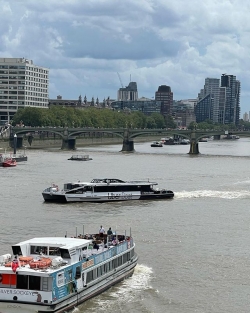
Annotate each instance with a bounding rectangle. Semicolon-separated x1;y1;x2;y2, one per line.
29;276;41;290
49;247;60;256
30;246;48;255
16;275;28;289
86;270;93;283
75;266;81;279
12;246;22;256
60;249;70;258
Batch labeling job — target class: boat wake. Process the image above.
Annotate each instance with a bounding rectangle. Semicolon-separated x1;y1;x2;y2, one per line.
79;264;153;312
175;190;250;199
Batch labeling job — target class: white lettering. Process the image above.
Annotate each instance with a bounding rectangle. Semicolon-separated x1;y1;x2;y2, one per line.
108;193;133;200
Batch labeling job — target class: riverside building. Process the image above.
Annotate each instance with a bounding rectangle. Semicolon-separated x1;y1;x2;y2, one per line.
0;58;49;125
195;74;241;125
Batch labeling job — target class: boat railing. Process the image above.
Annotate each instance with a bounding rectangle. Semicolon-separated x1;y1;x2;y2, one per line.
84;239;132;266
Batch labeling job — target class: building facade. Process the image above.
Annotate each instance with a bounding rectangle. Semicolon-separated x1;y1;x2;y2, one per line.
111;97;161;115
195;74;241;125
0;58;49;125
220;74;241;125
117;82;138;101
155;85;173;116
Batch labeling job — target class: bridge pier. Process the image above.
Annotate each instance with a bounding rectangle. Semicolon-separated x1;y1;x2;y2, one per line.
213;135;221;140
61;137;76;150
189;140;199;154
121;139;134;152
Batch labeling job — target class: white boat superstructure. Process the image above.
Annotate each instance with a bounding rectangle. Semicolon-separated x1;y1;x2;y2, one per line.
0;231;137;312
42;178;174;203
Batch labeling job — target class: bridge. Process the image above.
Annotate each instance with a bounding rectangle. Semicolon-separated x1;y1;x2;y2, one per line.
9;126;250;154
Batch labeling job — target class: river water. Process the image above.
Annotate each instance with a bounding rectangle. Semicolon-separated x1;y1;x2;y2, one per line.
1;138;250;313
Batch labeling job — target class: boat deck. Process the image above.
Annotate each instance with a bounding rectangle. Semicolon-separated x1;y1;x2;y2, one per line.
0;233;129;274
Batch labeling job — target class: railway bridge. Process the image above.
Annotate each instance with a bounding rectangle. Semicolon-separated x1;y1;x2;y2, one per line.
9;126;250;154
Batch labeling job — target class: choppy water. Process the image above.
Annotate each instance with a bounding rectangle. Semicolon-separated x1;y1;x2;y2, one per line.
1;137;250;312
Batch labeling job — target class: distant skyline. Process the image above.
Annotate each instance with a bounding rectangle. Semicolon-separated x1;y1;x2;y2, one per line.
0;0;249;116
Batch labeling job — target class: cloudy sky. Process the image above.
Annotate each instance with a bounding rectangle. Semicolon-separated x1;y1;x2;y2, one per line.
0;0;249;115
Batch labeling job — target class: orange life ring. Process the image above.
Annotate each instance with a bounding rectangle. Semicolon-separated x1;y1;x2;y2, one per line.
29;261;48;269
0;274;2;283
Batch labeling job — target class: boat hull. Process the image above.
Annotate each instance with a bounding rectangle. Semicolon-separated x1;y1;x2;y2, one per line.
42;192;174;203
42;192;67;203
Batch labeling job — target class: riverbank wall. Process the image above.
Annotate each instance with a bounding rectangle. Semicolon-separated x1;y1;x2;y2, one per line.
0;135;159;152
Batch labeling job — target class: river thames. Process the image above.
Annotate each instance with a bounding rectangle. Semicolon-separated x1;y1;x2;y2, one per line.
1;137;250;313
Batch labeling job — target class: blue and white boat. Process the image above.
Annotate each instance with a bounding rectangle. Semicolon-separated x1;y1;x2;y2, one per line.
42;178;174;203
0;230;137;312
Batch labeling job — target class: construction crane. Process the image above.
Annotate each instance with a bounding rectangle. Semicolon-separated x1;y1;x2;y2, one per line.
117;72;124;88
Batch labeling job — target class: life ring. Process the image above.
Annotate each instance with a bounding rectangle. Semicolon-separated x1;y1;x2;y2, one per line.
0;274;2;283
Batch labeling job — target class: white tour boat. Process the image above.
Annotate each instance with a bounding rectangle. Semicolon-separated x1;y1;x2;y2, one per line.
0;230;137;312
42;178;174;203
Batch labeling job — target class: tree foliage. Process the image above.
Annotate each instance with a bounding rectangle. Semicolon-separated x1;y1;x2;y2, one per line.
188;120;239;131
12;107;172;129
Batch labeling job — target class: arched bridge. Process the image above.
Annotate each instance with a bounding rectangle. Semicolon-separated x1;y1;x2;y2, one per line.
10;126;250;154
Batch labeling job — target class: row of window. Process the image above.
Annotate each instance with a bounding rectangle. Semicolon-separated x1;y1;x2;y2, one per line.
86;251;133;284
0;65;48;74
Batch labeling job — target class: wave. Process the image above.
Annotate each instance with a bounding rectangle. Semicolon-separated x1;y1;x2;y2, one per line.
175;190;250;199
78;264;153;312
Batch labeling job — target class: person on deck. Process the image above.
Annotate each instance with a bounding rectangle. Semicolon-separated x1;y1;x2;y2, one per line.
99;225;105;238
107;227;113;241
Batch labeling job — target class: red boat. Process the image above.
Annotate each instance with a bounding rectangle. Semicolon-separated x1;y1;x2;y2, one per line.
2;158;17;167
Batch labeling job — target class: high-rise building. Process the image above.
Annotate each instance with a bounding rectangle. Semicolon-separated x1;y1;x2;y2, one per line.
195;74;240;125
243;112;249;122
220;74;241;125
197;78;220;123
117;82;138;101
0;58;49;125
155;85;173;116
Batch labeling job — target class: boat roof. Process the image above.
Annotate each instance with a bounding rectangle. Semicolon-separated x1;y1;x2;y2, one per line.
65;178;158;186
13;237;91;249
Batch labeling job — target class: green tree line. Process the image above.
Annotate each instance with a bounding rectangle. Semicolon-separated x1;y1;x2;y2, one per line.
12;106;177;129
188;119;246;131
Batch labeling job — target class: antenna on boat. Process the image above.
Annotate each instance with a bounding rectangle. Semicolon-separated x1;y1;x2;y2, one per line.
83;224;84;236
75;227;77;238
130;227;132;237
65;231;67;238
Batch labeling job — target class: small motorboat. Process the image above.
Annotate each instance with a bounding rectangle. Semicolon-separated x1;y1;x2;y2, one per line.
68;155;92;161
180;139;190;145
2;158;17;167
151;141;163;147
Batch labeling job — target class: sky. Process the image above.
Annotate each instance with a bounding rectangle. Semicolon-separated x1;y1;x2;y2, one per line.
0;0;250;116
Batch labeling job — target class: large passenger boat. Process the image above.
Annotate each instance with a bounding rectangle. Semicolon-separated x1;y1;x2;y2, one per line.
42;178;174;203
0;230;137;312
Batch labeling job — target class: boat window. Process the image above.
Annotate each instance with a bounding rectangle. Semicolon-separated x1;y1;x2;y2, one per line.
112;259;117;269
86;270;93;283
30;246;48;255
29;275;41;290
140;185;151;192
75;266;81;279
49;247;60;256
60;249;70;258
67;187;85;194
12;246;22;256
118;256;122;266
123;253;128;263
67;269;73;281
16;274;28;289
41;277;52;291
85;186;92;192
